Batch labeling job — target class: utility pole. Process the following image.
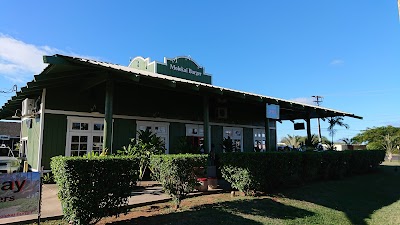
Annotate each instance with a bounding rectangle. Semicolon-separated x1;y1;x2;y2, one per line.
312;95;323;143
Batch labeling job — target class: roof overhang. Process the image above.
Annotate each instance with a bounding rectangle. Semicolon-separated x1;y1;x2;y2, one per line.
0;54;362;121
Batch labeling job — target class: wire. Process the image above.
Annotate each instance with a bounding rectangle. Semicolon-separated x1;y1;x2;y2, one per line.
0;85;17;94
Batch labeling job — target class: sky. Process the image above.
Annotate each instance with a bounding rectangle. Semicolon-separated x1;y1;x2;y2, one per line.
0;1;399;142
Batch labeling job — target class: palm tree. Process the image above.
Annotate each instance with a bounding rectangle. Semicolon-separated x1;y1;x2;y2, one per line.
327;117;349;147
341;137;358;145
281;135;302;149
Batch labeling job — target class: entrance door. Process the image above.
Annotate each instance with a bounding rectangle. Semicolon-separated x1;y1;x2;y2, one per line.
223;127;243;152
137;121;169;153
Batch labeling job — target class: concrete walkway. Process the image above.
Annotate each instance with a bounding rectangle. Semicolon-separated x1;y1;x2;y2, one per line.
0;181;223;224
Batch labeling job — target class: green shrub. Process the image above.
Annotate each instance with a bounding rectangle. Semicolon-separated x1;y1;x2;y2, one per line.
348;150;386;174
50;155;138;225
219;150;385;194
220;152;302;193
150;154;207;208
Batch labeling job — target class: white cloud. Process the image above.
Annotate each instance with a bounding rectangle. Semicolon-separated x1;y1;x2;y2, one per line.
0;34;99;83
0;34;61;82
289;97;315;105
330;59;344;66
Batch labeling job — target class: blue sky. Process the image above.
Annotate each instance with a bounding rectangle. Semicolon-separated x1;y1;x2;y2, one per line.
0;1;399;142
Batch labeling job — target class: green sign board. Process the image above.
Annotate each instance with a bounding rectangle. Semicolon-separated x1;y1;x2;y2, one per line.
129;56;212;84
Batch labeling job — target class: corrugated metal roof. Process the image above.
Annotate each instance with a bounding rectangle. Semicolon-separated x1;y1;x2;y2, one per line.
0;54;362;120
67;55;362;119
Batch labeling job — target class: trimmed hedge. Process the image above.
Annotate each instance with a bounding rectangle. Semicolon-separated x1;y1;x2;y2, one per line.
50;156;138;225
219;150;385;194
150;154;207;208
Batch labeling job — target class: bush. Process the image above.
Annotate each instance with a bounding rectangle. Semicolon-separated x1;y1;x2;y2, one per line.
219;150;385;194
50;155;138;225
220;152;302;194
150;154;207;208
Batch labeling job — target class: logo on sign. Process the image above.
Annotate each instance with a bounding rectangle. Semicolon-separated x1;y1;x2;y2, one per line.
266;104;280;119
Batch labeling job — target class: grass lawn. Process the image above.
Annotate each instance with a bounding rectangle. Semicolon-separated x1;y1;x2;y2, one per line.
24;162;400;225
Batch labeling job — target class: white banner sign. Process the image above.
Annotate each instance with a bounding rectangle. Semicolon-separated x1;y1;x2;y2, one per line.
0;172;40;219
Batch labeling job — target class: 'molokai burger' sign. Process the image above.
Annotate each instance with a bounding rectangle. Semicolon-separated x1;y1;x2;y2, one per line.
129;56;212;84
0;172;40;219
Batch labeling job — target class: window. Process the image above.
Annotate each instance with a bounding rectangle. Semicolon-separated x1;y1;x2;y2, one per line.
66;117;104;156
185;124;204;137
137;121;169;154
253;128;266;152
185;124;205;153
223;127;243;152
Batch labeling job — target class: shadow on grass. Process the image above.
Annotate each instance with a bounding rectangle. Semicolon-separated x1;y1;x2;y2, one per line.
279;165;400;225
106;198;314;225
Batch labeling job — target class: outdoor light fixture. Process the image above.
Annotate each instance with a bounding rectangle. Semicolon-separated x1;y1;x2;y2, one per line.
11;109;22;119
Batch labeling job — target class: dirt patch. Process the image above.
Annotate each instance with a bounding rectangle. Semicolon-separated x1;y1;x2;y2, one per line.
97;193;233;225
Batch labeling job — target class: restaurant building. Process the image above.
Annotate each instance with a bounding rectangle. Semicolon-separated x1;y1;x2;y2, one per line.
0;55;361;171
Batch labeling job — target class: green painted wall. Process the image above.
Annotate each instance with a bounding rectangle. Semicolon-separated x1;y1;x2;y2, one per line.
22;118;40;170
168;122;186;154
112;118;136;153
243;128;254;152
41;114;67;170
211;125;223;153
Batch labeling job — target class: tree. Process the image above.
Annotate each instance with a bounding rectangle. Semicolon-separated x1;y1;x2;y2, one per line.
299;134;330;146
383;134;398;162
353;126;400;150
281;135;302;149
340;138;358;145
327;117;349;148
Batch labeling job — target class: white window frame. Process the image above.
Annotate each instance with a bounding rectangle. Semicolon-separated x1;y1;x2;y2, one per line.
136;121;170;154
223;126;243;152
65;117;106;157
253;128;266;152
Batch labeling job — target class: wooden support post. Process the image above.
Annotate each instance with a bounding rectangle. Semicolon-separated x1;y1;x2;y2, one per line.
203;96;210;153
265;118;271;151
103;80;114;153
306;117;312;147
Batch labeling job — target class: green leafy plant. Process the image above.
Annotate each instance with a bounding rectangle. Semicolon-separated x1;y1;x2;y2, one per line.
173;136;196;154
43;172;54;184
150;154;207;209
50;155;138;225
118;129;165;180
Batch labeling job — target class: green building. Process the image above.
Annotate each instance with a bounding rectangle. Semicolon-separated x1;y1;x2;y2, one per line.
0;55;361;172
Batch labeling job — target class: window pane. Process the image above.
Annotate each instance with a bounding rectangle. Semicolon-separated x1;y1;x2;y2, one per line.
94;124;103;131
80;136;88;142
81;123;89;130
80;144;87;150
71;151;79;156
93;136;101;143
72;123;80;130
79;151;86;156
71;136;79;142
71;144;79;150
234;130;241;136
